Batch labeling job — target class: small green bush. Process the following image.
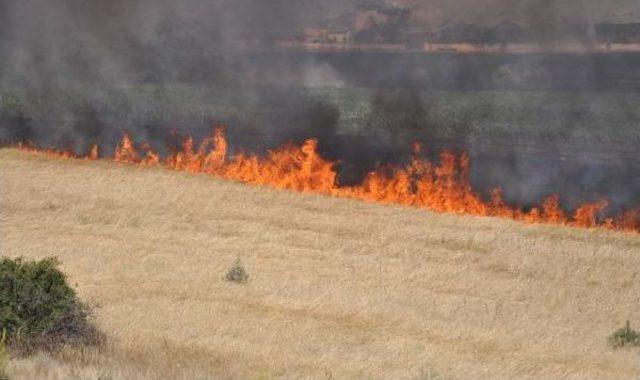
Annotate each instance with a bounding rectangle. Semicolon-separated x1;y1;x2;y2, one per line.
224;258;249;284
0;257;102;353
609;320;640;349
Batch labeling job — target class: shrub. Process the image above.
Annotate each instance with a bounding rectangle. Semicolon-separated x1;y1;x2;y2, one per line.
224;258;249;284
0;257;103;353
608;320;640;349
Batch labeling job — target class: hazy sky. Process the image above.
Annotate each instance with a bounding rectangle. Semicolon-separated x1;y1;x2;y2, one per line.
421;0;638;23
317;0;640;25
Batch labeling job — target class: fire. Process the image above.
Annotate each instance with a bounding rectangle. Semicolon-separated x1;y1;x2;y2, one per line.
114;134;140;163
88;144;99;160
572;200;609;228
16;128;640;233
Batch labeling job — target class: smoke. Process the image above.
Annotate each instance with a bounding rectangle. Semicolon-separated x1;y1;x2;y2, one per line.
1;0;639;213
0;0;342;148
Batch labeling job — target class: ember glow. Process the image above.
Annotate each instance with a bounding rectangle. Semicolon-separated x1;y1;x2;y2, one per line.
19;128;640;233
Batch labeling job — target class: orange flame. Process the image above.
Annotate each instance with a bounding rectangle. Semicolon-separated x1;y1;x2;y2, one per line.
88;144;99;160
16;128;640;234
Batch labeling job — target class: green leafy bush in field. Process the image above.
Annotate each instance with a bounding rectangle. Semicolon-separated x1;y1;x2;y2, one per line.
0;257;102;353
224;257;249;284
609;320;640;349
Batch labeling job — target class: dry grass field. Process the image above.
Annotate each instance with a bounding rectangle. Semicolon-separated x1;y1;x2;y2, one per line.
1;148;639;379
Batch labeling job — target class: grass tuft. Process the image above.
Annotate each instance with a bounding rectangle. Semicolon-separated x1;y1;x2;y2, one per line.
609;320;640;349
224;257;249;284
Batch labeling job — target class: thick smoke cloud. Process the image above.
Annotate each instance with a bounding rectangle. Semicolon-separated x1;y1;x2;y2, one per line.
0;0;343;150
1;0;639;213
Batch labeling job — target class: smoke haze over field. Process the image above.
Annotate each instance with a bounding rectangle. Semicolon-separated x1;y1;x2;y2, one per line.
2;0;640;86
1;0;640;215
405;0;639;25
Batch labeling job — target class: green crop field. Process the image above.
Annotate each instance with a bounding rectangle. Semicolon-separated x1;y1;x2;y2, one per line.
3;84;640;149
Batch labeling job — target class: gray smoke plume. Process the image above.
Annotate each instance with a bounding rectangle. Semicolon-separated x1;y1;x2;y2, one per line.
1;0;639;215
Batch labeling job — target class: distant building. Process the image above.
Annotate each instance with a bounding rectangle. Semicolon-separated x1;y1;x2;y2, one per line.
303;1;410;45
327;30;353;44
303;28;353;44
304;28;329;44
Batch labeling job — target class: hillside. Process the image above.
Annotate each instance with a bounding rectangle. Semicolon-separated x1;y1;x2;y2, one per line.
1;149;639;379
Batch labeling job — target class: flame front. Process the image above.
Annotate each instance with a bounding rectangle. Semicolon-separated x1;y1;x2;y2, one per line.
18;128;640;233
